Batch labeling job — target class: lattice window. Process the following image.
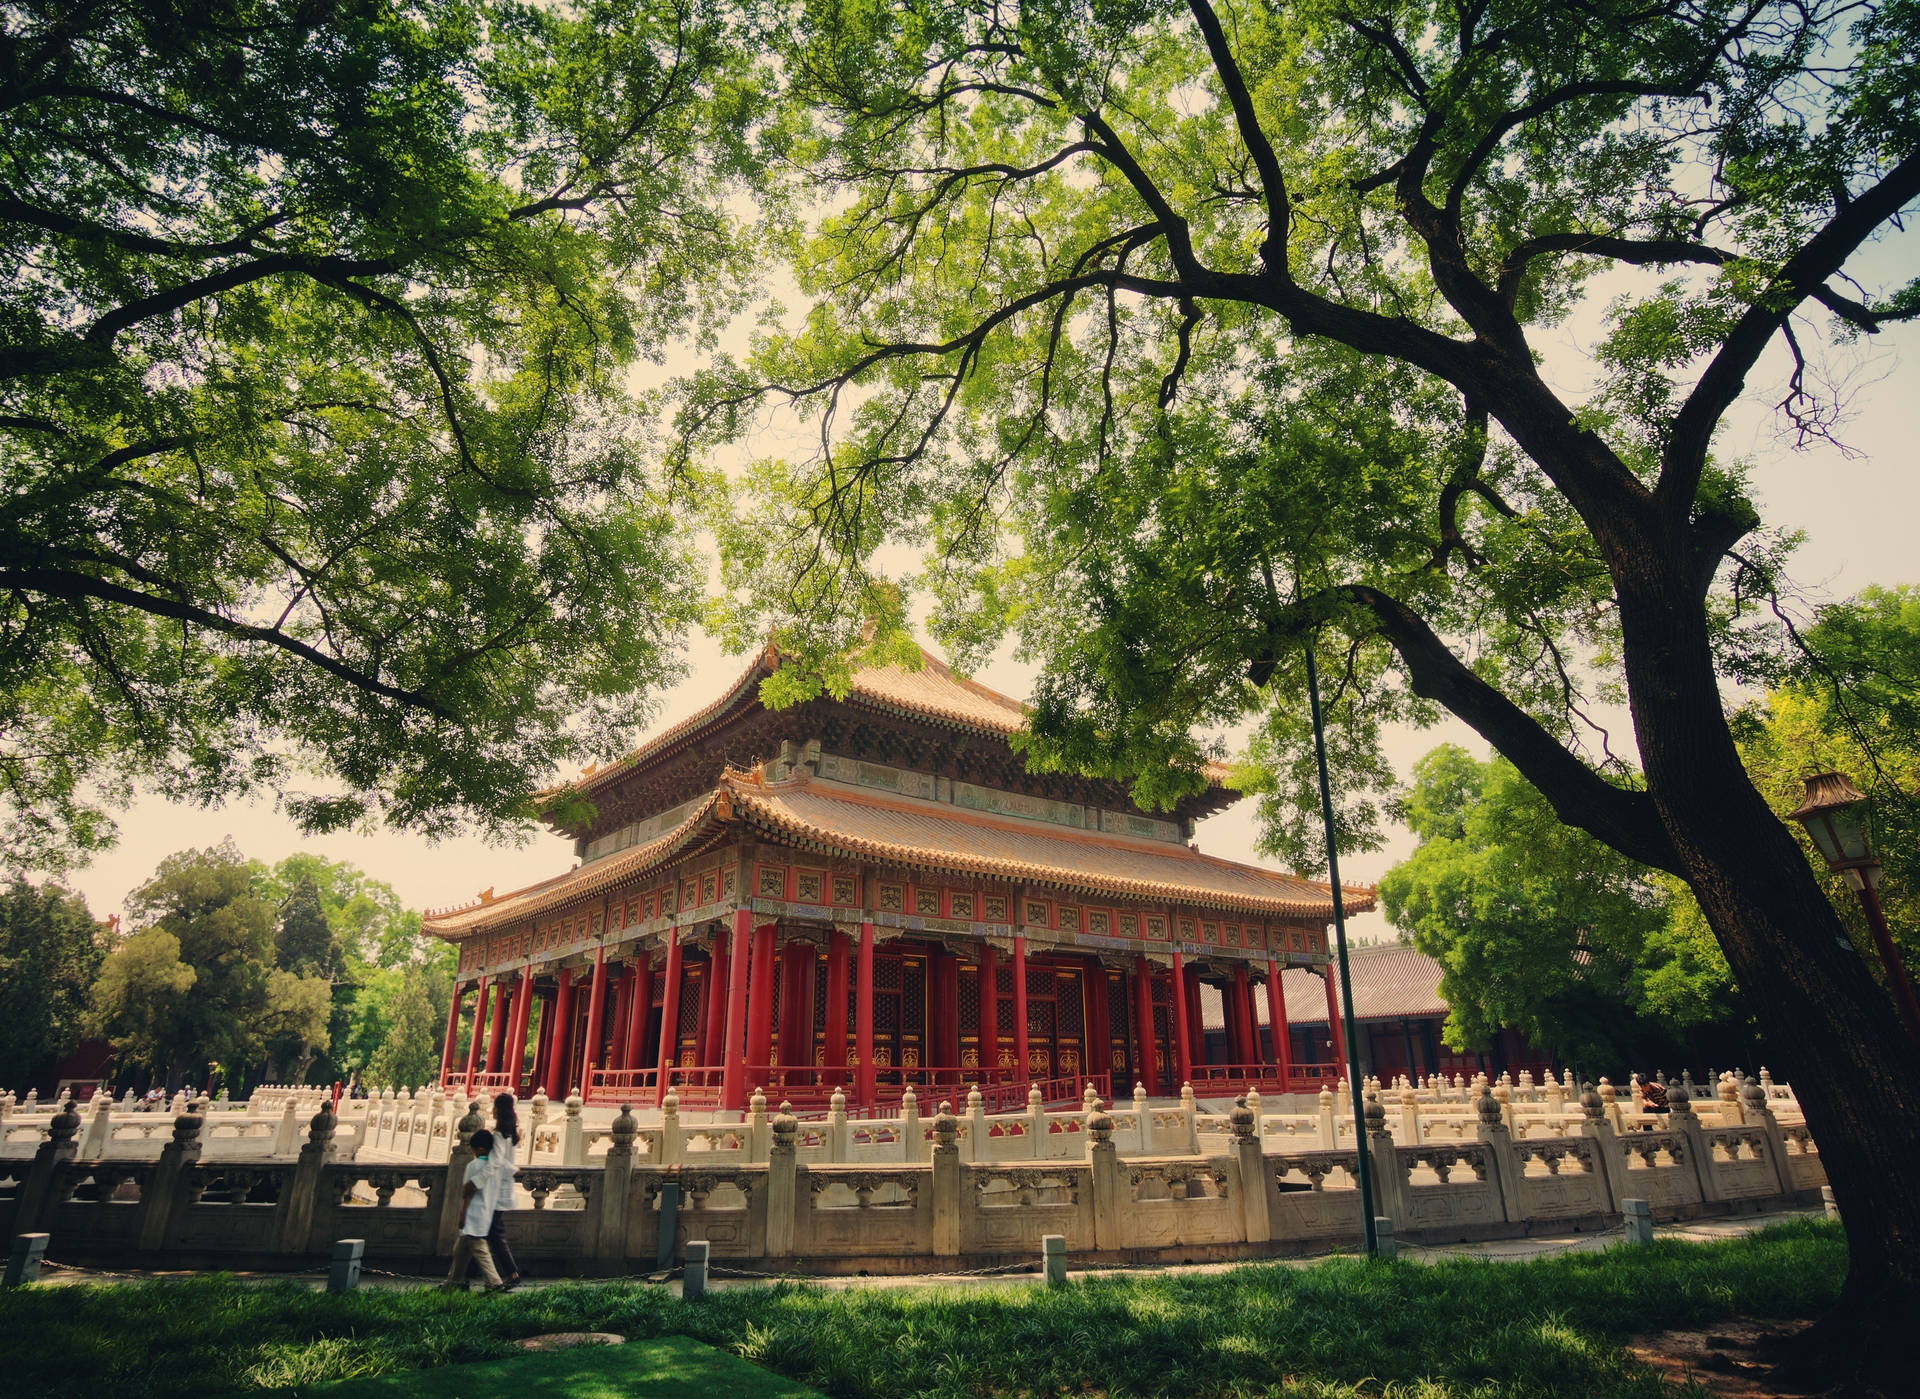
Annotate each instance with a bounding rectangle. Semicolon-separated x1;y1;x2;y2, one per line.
1058;980;1083;1036
1029;1000;1056;1038
757;865;786;898
878;883;904;911
677;978;703;1036
1152;976;1170;1007
813;954;828;1025
651;974;665;1007
796;870;823;904
903;961;926;1033
995;964;1013;996
950;892;975;920
1026;964;1052;998
997;997;1015;1035
874;954;902;993
983;894;1008;922
958;967;980;1035
876;995;899;1034
914;886;940;917
1107;974;1130;1050
833;875;856;906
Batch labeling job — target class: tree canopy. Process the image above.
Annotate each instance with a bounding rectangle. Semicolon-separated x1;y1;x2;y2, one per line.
1;0;771;872
1380;745;1736;1068
0;878;103;1086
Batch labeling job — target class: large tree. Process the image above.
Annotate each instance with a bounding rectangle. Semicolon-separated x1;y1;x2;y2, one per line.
688;0;1920;1364
0;0;768;871
0;879;104;1087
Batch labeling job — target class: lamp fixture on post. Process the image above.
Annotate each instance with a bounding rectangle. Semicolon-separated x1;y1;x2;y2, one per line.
1790;771;1920;1044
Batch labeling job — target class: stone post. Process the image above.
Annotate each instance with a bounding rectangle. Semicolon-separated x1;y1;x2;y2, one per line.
827;1088;850;1164
1245;1085;1264;1141
1132;1082;1150;1154
561;1091;585;1167
1087;1104;1123;1251
596;1104;637;1262
135;1106;204;1252
1082;1081;1100;1115
327;1238;364;1291
1042;1233;1067;1286
1578;1082;1626;1211
1373;1215;1397;1261
275;1101;339;1254
764;1104;798;1257
1621;1198;1654;1245
1667;1078;1720;1205
1398;1087;1421;1145
931;1101;961;1257
657;1089;683;1168
16;1100;81;1234
271;1098;300;1157
746;1088;770;1162
4;1234;49;1287
899;1086;920;1164
1472;1083;1521;1224
1229;1096;1269;1245
1317;1086;1337;1148
965;1084;986;1165
1028;1084;1046;1159
1599;1078;1624;1133
1180;1083;1199;1155
1362;1091;1406;1230
527;1089;549;1163
1741;1074;1795;1197
78;1093;111;1159
681;1239;709;1299
436;1101;484;1254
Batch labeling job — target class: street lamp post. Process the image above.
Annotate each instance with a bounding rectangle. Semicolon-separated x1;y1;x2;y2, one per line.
1304;642;1379;1257
1789;771;1920;1044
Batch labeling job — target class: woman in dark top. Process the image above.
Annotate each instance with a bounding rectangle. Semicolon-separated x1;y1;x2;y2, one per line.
488;1092;522;1289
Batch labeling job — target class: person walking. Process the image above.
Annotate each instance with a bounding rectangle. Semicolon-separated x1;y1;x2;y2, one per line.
487;1092;523;1290
440;1129;504;1292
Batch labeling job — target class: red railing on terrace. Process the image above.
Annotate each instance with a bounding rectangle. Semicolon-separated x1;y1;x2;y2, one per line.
582;1065;725;1109
1186;1062;1343;1095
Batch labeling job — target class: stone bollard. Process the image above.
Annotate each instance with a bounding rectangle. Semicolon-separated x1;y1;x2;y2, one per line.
4;1234;49;1286
1622;1197;1654;1245
1373;1217;1397;1262
1041;1233;1067;1287
328;1239;365;1292
682;1239;710;1300
1822;1186;1839;1222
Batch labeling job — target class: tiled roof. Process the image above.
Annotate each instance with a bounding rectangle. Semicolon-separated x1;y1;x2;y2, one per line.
548;644;1231;802
1273;944;1448;1024
728;770;1365;917
427;767;1371;938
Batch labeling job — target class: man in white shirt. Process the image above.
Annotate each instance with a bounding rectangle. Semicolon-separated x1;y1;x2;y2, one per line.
440;1129;504;1291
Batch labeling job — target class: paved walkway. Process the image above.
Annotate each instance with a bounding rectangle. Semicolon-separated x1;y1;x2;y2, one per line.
31;1206;1824;1294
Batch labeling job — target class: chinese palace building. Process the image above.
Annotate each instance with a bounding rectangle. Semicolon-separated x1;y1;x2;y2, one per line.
425;647;1373;1112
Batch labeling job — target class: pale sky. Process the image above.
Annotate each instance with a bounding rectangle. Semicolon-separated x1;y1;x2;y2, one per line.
66;236;1920;941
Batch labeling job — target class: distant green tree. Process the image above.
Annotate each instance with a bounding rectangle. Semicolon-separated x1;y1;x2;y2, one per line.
0;880;104;1087
274;876;343;981
365;964;449;1090
88;842;330;1086
1380;746;1737;1067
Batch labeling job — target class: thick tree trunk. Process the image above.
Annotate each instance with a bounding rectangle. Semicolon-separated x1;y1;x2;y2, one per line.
1611;539;1920;1376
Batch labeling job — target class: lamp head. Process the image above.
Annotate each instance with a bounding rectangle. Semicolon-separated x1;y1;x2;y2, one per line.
1789;771;1876;872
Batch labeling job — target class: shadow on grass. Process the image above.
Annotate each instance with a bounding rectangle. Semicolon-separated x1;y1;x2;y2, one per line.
0;1218;1844;1399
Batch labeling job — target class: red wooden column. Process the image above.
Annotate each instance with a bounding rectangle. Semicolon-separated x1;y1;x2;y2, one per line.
1266;959;1291;1081
440;982;467;1086
544;969;576;1097
854;920;876;1104
824;928;849;1084
507;971;534;1091
934;951;960;1074
633;959;664;1067
1131;958;1159;1095
719;909;753;1110
654;930;685;1106
1323;966;1347;1073
1231;964;1255;1064
1011;935;1031;1087
1170;953;1193;1090
579;944;609;1093
978;942;999;1075
462;975;490;1090
484;980;512;1074
1084;957;1111;1094
1185;971;1206;1067
608;968;633;1072
701;941;730;1067
777;940;810;1068
529;990;551;1090
744;922;777;1092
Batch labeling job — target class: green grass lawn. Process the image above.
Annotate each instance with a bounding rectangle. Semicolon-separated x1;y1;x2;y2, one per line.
0;1219;1844;1399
